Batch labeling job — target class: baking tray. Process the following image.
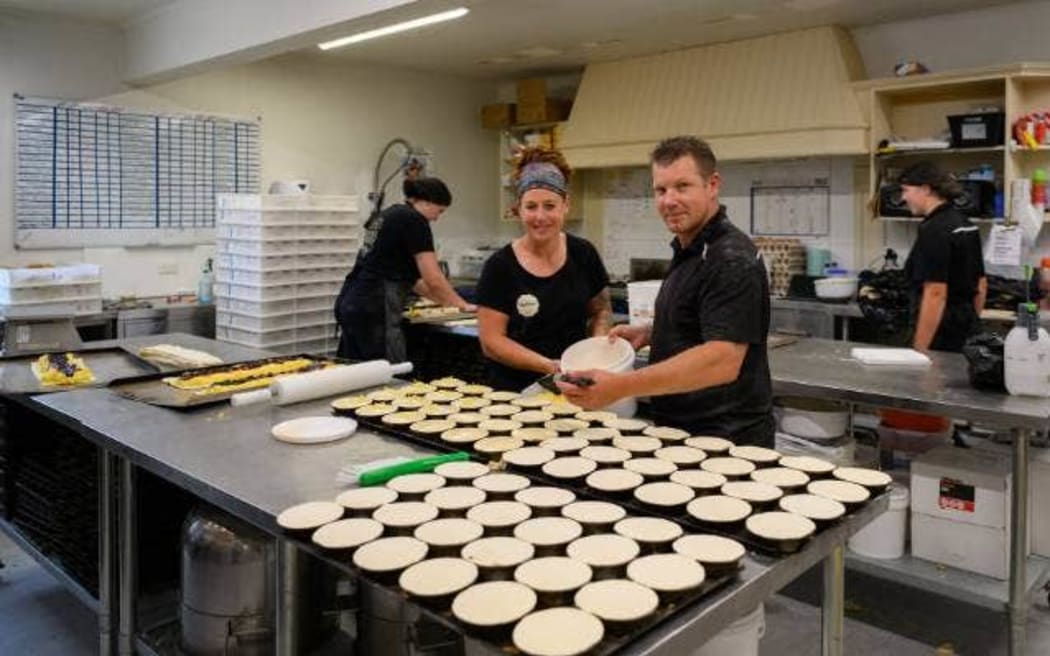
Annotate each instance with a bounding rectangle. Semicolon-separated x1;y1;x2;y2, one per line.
107;354;340;409
352;414;883;558
0;345;160;395
357;556;737;656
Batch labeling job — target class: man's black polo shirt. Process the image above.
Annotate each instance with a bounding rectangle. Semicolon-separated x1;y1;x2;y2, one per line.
647;206;774;447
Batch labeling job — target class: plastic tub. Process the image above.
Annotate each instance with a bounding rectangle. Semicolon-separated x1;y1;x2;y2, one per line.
560;337;637;417
848;483;909;559
690;603;765;656
627;281;662;327
814;277;857;300
775;397;848;440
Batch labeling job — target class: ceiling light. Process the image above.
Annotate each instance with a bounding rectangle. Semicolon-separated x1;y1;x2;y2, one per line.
318;7;469;50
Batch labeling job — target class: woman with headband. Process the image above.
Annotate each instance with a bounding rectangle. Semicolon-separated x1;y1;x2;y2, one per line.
474;146;612;391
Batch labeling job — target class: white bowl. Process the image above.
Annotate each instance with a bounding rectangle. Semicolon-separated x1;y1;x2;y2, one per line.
814;277;857;300
776;397;848;441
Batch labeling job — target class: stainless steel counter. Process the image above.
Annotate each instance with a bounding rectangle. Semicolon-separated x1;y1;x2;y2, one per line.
770;338;1050;655
20;336;882;656
769;338;1050;430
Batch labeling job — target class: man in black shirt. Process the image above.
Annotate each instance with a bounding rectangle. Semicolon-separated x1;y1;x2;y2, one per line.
899;161;987;352
560;136;773;446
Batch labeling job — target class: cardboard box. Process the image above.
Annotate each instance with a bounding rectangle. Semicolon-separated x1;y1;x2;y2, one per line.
911;445;1010;528
516;98;573;125
517;78;547;107
912;512;1008;579
910;445;1022;579
480;103;516;129
966;439;1050;558
1030;447;1050;558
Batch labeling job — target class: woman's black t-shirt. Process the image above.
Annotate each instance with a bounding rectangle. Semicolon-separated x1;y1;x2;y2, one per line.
355;203;435;286
475;234;609;390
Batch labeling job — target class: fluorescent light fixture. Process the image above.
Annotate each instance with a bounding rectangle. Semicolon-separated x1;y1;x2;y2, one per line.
318;7;469;50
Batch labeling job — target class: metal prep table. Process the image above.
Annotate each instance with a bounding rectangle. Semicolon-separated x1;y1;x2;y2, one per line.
769;338;1050;656
21;341;885;656
0;333;275;656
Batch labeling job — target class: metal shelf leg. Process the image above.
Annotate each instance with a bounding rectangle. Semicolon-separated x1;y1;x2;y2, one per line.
118;459;137;656
1009;429;1030;656
822;545;845;656
99;450;117;656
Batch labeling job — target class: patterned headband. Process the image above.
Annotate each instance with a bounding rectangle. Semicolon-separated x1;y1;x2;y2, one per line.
517;161;567;199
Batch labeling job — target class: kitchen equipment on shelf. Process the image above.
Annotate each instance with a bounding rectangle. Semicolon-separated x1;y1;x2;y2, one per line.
181;506;276;655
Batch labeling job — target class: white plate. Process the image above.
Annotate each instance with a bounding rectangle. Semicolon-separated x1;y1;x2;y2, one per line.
272;416;356;444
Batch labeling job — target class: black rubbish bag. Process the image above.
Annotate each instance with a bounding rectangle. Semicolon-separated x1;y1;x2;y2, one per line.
962;332;1006;392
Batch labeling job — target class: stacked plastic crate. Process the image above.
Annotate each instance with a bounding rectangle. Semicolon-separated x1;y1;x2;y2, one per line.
214;193;361;355
0;264;103;316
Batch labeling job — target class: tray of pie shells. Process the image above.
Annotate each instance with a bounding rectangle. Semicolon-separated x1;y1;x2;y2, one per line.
329;379;890;554
272;466;756;656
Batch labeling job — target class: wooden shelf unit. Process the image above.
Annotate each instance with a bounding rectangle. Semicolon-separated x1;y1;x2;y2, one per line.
858;64;1050;224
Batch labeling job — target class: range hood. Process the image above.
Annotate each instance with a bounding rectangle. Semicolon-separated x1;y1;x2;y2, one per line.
560;26;869;168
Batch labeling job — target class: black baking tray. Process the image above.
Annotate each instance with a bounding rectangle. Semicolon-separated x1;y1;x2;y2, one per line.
107;354;341;408
351;413;882;558
0;345;160;394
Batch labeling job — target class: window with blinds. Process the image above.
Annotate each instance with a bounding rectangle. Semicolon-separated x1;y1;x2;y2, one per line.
14;95;260;249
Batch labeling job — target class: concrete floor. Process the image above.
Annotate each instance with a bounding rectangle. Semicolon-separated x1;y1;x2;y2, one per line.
3;530;1050;656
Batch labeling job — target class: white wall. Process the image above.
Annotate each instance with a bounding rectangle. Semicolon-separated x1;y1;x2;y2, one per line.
592;158;858;279
1;11;503;297
852;1;1050;79
110;53;505;283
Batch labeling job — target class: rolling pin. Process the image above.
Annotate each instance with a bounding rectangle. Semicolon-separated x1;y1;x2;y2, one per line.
230;360;414;407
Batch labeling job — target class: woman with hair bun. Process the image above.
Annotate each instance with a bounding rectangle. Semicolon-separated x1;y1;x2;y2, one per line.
336;176;473;361
475;146;612;390
898;160;987;352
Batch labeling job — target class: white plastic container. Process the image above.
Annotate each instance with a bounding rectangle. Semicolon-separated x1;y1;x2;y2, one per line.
848;483;909;559
814;277;858;300
691;604;765;656
775;396;848;440
1004;304;1050;397
627;280;662;326
560;336;637;417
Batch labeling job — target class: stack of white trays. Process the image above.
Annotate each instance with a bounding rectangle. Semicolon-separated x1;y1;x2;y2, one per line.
214;193;361;355
0;264;103;316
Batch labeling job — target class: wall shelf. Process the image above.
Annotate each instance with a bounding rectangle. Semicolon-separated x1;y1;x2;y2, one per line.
876;146;1004;158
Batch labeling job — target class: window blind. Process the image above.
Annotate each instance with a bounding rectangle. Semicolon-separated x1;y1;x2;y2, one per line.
14;95;260;248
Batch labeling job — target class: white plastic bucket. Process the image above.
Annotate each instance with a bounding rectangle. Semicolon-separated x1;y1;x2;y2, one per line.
691;603;765;656
627;280;662;326
848;483;909;559
560;336;637;417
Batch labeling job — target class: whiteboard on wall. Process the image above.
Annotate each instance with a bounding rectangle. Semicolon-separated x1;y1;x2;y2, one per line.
750;185;830;236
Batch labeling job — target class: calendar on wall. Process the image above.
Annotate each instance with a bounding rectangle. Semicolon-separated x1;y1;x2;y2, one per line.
750;184;830;236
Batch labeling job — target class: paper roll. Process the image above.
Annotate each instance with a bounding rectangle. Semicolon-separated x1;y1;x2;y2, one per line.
270;360;413;406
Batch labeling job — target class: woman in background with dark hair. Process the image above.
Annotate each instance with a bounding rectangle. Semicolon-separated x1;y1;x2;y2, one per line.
899;161;987;352
336;177;473;361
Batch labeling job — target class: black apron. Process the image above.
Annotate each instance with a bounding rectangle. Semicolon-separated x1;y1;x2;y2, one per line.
335;268;412;362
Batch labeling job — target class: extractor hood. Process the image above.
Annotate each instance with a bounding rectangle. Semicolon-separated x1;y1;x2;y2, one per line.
560;26;869;168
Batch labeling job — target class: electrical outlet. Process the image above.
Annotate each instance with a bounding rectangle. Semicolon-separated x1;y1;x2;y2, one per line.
158;262;178;276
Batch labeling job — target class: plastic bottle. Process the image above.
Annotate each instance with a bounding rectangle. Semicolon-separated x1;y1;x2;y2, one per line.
197;258;214;305
1031;168;1048;208
1004;302;1050;397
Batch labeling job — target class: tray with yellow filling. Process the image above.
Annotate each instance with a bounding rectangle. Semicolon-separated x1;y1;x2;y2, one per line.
109;355;338;407
31;352;96;386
